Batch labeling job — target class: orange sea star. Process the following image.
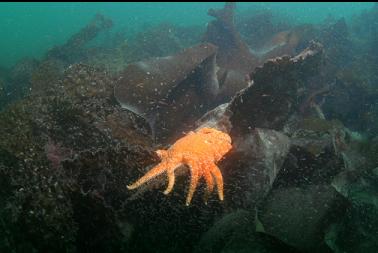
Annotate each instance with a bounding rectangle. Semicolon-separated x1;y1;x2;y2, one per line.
127;127;232;205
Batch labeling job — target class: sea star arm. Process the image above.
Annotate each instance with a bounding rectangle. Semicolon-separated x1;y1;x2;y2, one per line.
163;168;176;195
185;160;200;206
127;161;171;190
203;169;214;203
209;163;224;201
155;149;179;194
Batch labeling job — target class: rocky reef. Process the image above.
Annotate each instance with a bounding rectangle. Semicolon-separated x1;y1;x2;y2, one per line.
1;2;378;253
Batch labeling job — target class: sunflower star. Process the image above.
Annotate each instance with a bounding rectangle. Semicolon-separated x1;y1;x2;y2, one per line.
127;127;232;205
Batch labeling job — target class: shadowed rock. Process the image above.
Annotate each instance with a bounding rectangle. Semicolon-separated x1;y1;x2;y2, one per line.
124;23;201;63
114;43;219;142
0;58;40;109
229;41;324;136
259;24;316;62
0;63;154;252
204;3;257;73
258;185;347;253
188;42;325;211
222;128;291;209
203;3;259;103
237;9;292;51
195;209;301;253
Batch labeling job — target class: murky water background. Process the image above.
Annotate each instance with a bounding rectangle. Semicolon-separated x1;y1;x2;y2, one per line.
0;2;373;67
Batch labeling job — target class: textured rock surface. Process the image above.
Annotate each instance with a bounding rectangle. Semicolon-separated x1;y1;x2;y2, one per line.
0;63;153;252
229;41;324;136
203;3;259;104
258;185;347;253
114;43;219;143
222;129;290;209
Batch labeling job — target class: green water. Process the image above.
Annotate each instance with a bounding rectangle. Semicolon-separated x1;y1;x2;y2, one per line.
0;2;374;68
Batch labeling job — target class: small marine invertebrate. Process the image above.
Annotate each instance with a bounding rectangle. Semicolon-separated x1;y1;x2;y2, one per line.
127;127;232;205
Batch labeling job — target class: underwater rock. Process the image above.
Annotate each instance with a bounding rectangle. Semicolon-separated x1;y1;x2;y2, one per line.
275;118;346;189
0;62;155;252
187;42;323;212
351;3;378;49
320;8;378;135
259;24;316;62
229;41;324;136
124;23;189;63
195;209;302;253
0;78;5;100
297;78;332;118
370;6;378;64
9;57;40;86
237;9;292;51
0;97;82;252
117;40;320;204
61;145;157;252
320;18;350;66
314;18;353;101
189;43;348;251
325;131;378;252
0;76;10;110
322;72;378;134
60;63;112;99
195;209;254;253
203;2;259;103
47;13;113;64
278;114;360;193
204;3;258;73
191;41;324;200
95;23;203;74
174;25;205;49
29;59;65;95
193;41;324;139
97;109;152;147
114;43;218;116
327;167;378;253
253;118;356;253
114;43;219;142
258;185;348;253
194;102;233;133
0;149;77;253
321;4;378;135
0;57;40;109
221;128;290;209
55;63;152;148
